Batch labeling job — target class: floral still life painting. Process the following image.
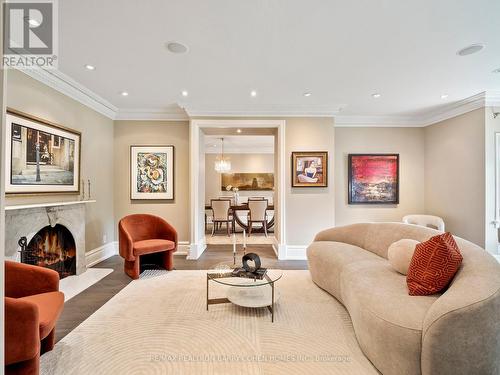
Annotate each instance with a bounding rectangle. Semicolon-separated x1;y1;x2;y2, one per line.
130;146;174;200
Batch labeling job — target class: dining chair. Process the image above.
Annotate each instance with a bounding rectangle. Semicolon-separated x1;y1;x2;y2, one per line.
248;199;268;237
211;199;233;236
402;214;445;231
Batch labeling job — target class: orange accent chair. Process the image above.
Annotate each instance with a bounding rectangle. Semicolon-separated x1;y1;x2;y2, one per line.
5;261;65;375
119;214;178;279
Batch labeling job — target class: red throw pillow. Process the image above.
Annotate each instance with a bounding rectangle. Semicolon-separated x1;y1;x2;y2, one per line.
406;232;463;296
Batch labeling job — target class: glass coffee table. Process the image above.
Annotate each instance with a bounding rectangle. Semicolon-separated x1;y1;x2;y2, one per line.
207;265;283;322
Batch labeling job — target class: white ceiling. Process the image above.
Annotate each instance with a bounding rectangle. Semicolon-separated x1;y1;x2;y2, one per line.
56;0;500;120
204;135;274;154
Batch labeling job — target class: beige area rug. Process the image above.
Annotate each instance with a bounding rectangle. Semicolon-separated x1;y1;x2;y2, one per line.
41;270;378;375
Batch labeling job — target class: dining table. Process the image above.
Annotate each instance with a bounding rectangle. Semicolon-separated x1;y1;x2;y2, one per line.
205;202;275;232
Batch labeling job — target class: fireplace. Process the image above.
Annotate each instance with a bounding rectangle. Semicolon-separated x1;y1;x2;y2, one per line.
19;224;77;279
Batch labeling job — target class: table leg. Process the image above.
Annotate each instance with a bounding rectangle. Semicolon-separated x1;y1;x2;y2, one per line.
206;275;209;311
271;282;275;322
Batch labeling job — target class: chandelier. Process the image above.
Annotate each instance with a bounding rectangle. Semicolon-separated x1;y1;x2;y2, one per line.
214;138;231;173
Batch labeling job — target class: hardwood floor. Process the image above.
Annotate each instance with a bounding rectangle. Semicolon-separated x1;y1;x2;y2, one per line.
56;244;308;342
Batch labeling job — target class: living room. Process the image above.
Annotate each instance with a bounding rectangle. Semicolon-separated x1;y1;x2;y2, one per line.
1;1;500;375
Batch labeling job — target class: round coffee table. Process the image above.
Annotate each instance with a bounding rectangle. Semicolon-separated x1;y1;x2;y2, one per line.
207;267;283;322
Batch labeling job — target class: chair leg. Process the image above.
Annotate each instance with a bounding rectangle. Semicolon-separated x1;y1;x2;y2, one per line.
248;221;252;236
264;221;268;237
124;258;140;279
41;328;56;354
211;221;216;236
163;250;174;271
227;221;230;237
6;353;39;375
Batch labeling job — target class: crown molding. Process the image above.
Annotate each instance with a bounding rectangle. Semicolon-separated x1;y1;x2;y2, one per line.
115;106;189;121
335;91;500;128
16;68;499;126
18;68;118;119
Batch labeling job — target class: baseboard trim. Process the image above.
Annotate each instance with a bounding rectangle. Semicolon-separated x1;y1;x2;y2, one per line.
187;239;207;260
284;245;308;260
85;241;118;268
176;241;190;256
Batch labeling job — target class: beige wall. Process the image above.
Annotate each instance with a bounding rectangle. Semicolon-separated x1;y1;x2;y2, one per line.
485;107;500;254
335;127;425;226
285;117;335;246
424;109;486;247
114;120;190;243
5;70;115;252
205;153;274;203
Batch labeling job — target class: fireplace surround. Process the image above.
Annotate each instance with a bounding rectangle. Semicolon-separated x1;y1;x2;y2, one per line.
5;201;88;275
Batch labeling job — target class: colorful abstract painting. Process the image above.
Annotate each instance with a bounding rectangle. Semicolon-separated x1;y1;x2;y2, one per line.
348;154;399;204
130;146;174;200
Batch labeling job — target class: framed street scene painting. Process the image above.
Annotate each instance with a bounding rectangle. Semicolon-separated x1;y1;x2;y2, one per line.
348;154;399;204
291;151;328;187
5;109;81;195
130;145;174;200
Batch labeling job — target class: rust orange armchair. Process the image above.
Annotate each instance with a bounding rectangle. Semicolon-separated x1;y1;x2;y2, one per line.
119;214;178;279
5;261;65;375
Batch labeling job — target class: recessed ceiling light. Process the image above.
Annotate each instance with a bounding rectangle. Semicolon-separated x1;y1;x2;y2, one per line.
441;94;449;99
236;129;242;133
303;92;312;97
250;90;257;97
457;43;485;56
84;64;95;71
120;91;129;97
166;41;189;54
493;68;500;74
372;93;381;98
181;90;188;97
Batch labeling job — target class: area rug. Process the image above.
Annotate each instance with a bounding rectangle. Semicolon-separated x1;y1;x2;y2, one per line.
41;270;378;375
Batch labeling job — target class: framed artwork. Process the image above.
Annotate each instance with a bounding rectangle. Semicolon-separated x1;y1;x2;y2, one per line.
130;145;174;200
5;108;81;195
348;154;399;204
221;173;274;191
291;151;328;187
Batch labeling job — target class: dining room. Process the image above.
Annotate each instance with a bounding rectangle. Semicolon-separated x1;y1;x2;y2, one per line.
204;132;276;251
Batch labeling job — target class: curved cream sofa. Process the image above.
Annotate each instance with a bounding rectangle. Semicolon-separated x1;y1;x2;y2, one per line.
307;223;500;375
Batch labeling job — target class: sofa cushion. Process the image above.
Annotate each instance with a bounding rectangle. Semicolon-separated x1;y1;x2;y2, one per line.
306;241;383;303
341;261;439;375
19;291;65;339
407;232;463;296
133;239;175;255
388;239;419;275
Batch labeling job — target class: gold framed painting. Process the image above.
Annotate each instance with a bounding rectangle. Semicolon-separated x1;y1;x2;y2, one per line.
291;151;328;187
130;145;174;200
5;108;81;195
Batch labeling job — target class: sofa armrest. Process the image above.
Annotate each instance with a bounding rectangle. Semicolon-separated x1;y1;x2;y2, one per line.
5;261;59;298
157;218;178;248
421;248;500;375
313;224;369;249
5;297;40;365
118;221;135;261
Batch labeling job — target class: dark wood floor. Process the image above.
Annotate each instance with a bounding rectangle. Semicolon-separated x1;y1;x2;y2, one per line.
56;244;308;342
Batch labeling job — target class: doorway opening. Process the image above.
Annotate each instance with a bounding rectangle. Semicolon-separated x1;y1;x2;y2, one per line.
189;120;285;261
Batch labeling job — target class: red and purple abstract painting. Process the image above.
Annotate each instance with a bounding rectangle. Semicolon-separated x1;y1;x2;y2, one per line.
348;154;399;204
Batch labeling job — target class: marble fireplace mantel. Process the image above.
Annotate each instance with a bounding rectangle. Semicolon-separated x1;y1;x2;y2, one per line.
4;200;95;275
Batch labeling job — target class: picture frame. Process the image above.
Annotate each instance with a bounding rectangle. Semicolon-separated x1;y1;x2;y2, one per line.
291;151;328;187
130;145;174;200
348;154;399;204
5;108;81;195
